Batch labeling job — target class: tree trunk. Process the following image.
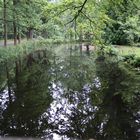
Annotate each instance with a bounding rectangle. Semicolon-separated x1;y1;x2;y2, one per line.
29;28;33;39
3;0;7;47
27;28;33;40
13;0;17;45
74;18;77;40
17;26;21;44
13;21;17;45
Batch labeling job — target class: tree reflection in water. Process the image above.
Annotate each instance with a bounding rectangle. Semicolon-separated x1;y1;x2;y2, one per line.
0;46;140;140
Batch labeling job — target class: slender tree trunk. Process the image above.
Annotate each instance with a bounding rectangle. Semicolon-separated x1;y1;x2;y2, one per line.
17;26;21;44
86;44;90;56
74;18;77;41
13;22;17;45
27;28;33;40
18;35;21;44
18;33;21;44
3;0;7;47
80;44;82;56
29;28;33;39
13;0;17;45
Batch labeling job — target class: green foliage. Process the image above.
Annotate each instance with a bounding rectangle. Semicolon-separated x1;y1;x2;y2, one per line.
104;46;119;56
133;57;140;67
123;54;140;67
1;0;139;45
0;39;52;63
123;54;136;63
41;0;109;44
104;0;140;45
0;0;48;39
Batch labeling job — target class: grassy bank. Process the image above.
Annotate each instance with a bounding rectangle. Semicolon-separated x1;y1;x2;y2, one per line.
116;46;140;56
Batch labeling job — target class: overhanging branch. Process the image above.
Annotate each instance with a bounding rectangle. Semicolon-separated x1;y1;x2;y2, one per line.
66;0;88;25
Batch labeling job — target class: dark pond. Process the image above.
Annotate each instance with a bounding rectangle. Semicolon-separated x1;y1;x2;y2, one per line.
0;44;140;140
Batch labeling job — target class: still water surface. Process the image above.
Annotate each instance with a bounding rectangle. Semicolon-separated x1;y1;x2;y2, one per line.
0;44;140;140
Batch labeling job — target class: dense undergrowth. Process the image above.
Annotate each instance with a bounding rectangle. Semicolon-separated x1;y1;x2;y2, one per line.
0;39;54;63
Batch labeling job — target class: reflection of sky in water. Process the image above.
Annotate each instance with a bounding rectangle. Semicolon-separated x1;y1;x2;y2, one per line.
0;88;15;110
0;90;9;110
41;81;99;139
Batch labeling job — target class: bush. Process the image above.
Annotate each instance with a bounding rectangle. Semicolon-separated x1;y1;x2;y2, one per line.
133;57;140;67
123;54;135;62
122;54;140;68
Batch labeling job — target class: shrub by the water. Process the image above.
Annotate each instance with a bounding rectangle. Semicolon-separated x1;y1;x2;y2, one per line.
133;57;140;67
122;54;140;68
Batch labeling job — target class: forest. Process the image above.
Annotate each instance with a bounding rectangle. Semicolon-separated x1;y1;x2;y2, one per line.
0;0;140;46
0;0;140;140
